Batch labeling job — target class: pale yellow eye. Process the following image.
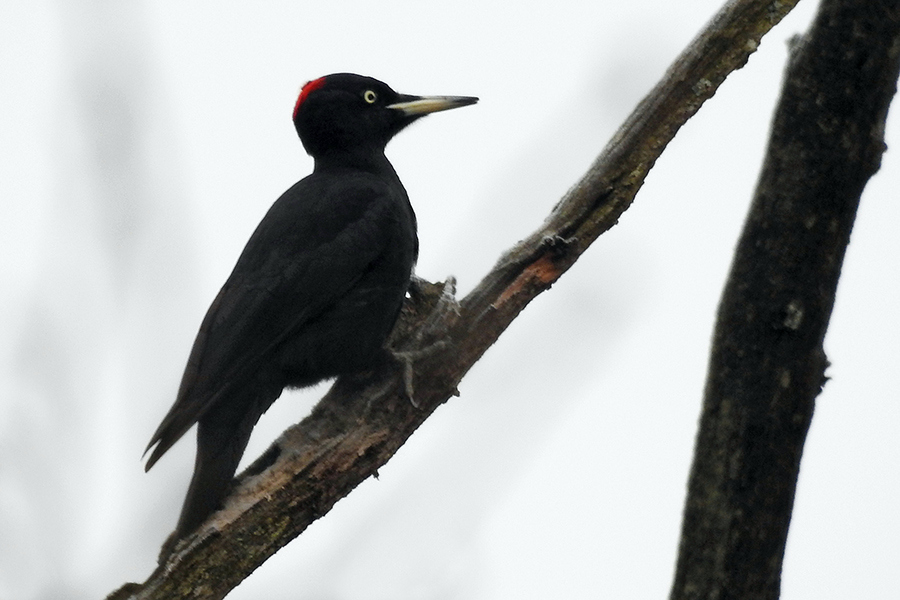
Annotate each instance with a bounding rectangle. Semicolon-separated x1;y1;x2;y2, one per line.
363;90;377;104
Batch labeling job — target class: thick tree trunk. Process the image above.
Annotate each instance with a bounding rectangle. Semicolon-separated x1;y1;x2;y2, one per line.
670;2;900;599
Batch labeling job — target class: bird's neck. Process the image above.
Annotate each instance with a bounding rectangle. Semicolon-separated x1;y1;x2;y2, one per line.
313;147;395;176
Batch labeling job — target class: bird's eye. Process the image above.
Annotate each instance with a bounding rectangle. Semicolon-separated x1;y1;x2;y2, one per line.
363;90;378;104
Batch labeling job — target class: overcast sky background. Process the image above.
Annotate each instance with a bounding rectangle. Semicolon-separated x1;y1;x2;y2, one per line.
1;1;897;598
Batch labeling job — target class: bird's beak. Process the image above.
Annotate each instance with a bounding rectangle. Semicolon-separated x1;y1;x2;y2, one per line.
388;95;479;116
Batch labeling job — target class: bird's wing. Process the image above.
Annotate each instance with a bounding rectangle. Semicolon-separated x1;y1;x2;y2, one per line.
144;174;408;469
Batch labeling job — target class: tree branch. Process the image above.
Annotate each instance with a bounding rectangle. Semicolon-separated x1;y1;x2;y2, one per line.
669;1;900;599
107;0;801;597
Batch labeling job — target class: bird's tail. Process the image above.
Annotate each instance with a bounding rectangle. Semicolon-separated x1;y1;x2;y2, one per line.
173;409;259;540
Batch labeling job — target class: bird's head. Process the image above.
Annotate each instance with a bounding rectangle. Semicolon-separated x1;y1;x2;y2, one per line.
292;73;477;162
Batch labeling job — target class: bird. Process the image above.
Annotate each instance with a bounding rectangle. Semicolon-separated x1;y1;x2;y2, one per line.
144;73;477;541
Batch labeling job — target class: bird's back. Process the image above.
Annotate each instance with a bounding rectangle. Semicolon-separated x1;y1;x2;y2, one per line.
146;167;417;469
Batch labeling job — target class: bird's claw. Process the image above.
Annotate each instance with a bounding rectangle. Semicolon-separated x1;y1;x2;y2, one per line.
393;275;459;406
392;340;450;406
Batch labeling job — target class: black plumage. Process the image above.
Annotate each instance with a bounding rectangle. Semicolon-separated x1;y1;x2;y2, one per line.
144;73;476;539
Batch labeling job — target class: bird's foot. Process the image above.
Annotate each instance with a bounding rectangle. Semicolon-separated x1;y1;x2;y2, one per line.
419;275;460;337
392;340;450;407
392;275;460;406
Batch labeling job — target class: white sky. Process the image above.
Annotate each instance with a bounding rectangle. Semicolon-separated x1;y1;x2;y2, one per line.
0;1;897;599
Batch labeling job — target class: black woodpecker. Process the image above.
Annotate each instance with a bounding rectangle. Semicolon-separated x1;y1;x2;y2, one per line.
144;73;477;540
